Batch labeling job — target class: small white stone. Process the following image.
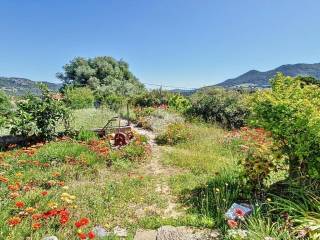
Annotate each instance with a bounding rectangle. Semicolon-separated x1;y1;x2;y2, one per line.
42;236;58;240
113;226;128;237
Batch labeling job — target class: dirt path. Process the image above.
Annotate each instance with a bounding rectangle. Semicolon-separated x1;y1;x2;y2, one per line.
131;125;185;218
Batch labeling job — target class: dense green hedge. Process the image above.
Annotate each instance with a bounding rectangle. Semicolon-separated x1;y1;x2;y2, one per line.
186;88;249;129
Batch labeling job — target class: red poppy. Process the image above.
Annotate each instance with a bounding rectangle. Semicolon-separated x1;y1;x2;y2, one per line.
78;233;87;239
32;222;42;229
227;219;238;229
88;231;95;239
15;201;25;208
234;208;245;218
41;191;48;196
75;217;90;228
59;209;69;224
43;209;58;218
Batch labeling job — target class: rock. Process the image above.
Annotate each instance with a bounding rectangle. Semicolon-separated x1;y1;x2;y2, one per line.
156;226;220;240
42;236;58;240
134;229;157;240
113;226;128;238
93;225;110;238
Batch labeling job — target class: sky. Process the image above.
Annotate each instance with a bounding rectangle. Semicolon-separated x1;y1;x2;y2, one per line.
1;0;320;89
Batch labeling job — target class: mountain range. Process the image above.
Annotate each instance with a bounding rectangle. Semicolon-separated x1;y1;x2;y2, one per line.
215;63;320;88
2;62;320;96
0;77;61;96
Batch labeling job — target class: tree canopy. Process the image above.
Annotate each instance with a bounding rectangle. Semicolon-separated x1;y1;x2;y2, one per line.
57;56;145;97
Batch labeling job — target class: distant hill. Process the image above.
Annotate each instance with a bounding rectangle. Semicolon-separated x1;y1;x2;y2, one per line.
216;63;320;88
0;77;62;96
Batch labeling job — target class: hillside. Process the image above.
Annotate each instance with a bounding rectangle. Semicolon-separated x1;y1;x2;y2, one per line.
216;63;320;88
0;77;61;95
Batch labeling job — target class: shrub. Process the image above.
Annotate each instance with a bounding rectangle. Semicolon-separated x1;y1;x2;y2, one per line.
64;87;94;109
226;127;286;194
248;73;320;179
0;90;12;128
133;90;171;108
156;122;191;145
10;84;69;140
168;94;191;113
186;88;249;129
94;90;124;111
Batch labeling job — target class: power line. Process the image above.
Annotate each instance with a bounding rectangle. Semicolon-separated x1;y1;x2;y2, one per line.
142;82;197;90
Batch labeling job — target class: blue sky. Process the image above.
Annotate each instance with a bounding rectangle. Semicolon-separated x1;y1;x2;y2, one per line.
1;0;320;88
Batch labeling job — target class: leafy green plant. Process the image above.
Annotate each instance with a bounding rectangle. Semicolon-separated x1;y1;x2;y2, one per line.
10;84;70;140
133;89;171;107
156;122;191;145
226;127;286;194
75;129;98;142
168;94;191;113
108;140;149;163
248;73;320;179
64;87;94;109
0;90;12;128
186;88;249;129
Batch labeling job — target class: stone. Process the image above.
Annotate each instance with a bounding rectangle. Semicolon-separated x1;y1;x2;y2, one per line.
156;226;220;240
113;226;128;238
93;225;110;238
42;236;58;240
134;229;157;240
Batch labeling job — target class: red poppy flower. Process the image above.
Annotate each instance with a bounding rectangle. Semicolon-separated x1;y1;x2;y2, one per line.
41;191;48;196
227;219;238;229
43;209;58;218
88;231;95;239
59;209;69;224
234;208;245;218
15;201;25;208
75;217;90;228
32;222;42;229
78;233;87;239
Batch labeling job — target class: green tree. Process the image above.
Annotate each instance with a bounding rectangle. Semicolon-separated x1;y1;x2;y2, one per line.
64;87;94;109
249;73;320;179
11;84;69;140
0;90;12;128
56;56;145;97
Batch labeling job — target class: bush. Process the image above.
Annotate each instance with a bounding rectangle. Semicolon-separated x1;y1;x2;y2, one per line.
10;84;69;140
156;122;191;145
249;73;320;179
225;127;286;194
0;90;12;128
186;88;249;129
168;94;191;113
64;87;94;109
133;90;171;108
